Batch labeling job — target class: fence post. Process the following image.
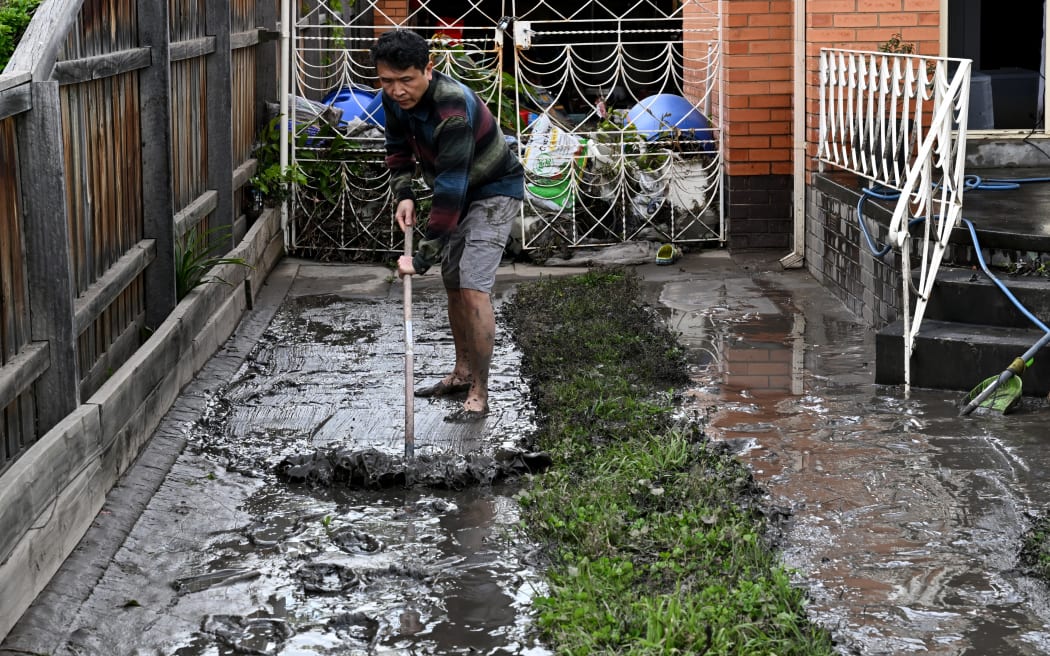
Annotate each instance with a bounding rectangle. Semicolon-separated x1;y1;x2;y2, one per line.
208;0;236;250
257;0;279;123
17;81;79;431
138;0;177;329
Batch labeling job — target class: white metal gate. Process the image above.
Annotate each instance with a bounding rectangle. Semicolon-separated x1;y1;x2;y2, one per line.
280;0;724;257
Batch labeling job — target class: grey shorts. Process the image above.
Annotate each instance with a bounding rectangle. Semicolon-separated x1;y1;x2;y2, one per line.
441;195;520;292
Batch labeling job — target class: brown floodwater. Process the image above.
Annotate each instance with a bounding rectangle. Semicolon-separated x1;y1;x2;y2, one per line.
652;257;1050;656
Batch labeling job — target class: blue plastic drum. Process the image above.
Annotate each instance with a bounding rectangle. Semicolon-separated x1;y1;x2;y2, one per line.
323;86;385;127
626;94;712;148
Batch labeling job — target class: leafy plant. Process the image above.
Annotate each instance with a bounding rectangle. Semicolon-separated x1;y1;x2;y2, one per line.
878;32;916;55
249;116;310;206
0;0;42;72
175;224;252;300
251;161;306;206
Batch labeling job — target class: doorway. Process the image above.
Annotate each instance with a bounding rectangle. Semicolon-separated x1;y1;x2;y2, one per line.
948;0;1046;130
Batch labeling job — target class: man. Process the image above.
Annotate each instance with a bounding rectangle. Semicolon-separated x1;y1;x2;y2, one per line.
371;30;524;420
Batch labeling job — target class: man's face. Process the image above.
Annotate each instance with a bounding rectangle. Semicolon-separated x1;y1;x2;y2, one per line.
376;60;433;110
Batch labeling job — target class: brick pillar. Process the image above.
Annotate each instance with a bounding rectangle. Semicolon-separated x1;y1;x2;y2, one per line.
722;0;793;250
373;0;410;33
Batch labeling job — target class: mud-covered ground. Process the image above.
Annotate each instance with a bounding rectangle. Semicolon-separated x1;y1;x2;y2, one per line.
6;252;1050;656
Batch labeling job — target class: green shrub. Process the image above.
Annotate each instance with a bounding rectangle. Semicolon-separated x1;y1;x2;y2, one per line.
175;224;251;300
0;0;43;72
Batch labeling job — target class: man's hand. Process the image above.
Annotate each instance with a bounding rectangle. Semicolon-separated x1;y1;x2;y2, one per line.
395;198;416;232
396;255;416;278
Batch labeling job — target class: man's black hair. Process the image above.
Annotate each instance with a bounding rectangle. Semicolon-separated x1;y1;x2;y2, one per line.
370;30;430;72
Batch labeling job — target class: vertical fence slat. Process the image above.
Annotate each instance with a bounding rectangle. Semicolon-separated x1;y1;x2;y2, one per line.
17;81;79;432
206;0;234;249
140;0;176;329
0;118;26;466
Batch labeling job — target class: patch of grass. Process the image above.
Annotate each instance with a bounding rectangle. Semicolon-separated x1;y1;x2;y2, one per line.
1020;514;1050;579
502;266;837;655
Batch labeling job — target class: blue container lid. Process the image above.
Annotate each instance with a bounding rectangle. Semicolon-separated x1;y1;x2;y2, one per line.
626;94;712;148
322;86;385;127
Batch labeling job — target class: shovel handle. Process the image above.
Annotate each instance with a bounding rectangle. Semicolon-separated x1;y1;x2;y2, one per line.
403;226;414;459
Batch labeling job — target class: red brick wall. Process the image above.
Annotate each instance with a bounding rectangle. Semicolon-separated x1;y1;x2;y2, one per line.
721;0;937;178
710;0;940;248
722;1;794;178
803;0;940;176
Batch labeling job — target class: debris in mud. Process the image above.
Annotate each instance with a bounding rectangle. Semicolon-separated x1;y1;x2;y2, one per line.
172;567;261;594
327;611;380;644
275;446;552;489
200;614;292;655
329;526;382;553
297;561;432;594
297;562;364;593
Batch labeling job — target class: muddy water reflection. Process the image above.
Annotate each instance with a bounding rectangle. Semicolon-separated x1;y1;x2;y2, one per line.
654;267;1050;655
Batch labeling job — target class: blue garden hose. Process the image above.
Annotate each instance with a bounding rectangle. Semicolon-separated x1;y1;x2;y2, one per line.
856;177;1050;412
857;185;925;259
857;179;1050;334
960;217;1050;334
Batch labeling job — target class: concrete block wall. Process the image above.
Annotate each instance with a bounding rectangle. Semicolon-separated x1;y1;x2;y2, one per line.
725;173;793;249
806;174;901;328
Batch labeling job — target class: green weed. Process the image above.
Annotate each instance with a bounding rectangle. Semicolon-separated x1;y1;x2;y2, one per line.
175;224;251;300
1020;513;1050;579
0;0;42;72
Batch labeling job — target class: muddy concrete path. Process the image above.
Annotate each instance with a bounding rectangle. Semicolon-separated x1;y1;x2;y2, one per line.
5;251;1050;656
647;253;1050;655
2;259;570;656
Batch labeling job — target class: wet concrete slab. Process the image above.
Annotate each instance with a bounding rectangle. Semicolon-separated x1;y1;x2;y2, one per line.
1;257;583;656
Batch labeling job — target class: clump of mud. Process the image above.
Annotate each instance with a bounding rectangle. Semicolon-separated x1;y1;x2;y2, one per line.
275;446;552;489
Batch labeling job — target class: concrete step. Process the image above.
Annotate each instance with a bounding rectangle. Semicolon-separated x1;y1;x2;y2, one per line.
876;319;1050;396
922;267;1050;330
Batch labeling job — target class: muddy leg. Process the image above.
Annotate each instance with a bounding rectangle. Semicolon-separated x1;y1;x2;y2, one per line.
449;288;494;412
444;288;473;387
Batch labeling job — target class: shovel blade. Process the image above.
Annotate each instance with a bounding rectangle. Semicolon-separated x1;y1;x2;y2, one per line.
963;375;1023;414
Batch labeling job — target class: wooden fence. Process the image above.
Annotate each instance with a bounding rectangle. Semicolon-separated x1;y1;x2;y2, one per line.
0;0;278;473
0;0;285;641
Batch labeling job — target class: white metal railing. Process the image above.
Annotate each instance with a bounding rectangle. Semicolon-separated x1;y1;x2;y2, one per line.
818;48;972;393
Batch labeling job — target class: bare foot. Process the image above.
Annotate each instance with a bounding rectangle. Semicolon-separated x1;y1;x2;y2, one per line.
414;374;473;397
462;395;488;413
442;373;472;387
443;396;490;423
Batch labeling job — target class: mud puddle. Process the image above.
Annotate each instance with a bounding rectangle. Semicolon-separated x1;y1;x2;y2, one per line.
48;286;551;656
651;265;1050;655
171;289;551;655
